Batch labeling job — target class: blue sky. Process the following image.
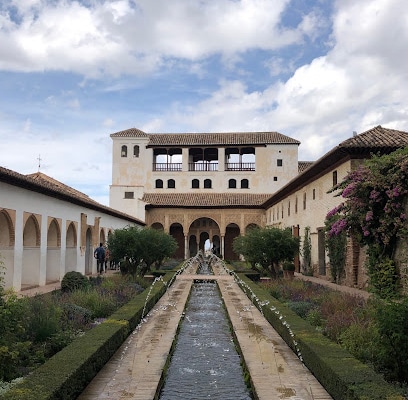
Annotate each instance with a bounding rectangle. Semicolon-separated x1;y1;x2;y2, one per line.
1;0;407;206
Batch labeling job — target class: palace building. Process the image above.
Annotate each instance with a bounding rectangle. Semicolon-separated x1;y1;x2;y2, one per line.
109;128;303;260
109;126;408;289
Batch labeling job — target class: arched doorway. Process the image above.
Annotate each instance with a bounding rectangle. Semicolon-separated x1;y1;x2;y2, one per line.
22;214;41;287
224;223;240;261
170;223;184;259
65;222;77;273
46;219;61;283
188;217;220;258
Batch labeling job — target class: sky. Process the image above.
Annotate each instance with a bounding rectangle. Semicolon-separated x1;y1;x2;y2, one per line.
1;0;408;206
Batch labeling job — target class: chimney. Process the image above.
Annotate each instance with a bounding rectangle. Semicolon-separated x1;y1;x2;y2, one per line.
353;131;357;137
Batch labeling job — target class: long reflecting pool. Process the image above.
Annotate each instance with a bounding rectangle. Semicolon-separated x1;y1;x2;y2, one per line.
159;280;253;399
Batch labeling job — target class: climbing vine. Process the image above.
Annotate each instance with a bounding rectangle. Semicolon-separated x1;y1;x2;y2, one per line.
302;226;312;275
325;146;408;297
324;213;347;283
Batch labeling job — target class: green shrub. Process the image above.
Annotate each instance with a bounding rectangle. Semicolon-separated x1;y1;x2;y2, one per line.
61;272;90;293
286;301;314;318
373;298;408;383
25;295;62;342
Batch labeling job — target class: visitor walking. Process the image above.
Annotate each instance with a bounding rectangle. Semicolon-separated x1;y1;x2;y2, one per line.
94;243;105;274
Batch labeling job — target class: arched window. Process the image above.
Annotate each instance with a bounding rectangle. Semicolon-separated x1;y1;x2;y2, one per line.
168;179;175;189
133;145;140;157
204;179;212;189
192;179;199;188
241;179;249;189
121;145;127;157
228;179;236;189
155;179;163;188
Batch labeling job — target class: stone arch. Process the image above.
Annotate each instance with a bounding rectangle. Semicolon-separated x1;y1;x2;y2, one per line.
189;235;198;257
23;214;41;247
0;209;15;247
224;223;240;261
199;231;209;252
169;223;184;259
151;222;164;230
99;229;106;246
22;214;41;287
212;234;220;256
0;209;15;289
188;217;220;257
65;222;77;273
47;218;61;283
245;223;259;233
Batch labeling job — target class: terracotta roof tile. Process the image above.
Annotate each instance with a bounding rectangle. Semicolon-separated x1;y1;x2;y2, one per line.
110;129;300;146
0;167;145;225
27;172;92;202
142;193;270;208
339;125;408;149
298;161;313;173
110;128;149;137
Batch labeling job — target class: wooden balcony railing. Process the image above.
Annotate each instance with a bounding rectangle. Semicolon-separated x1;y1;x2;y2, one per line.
225;162;255;171
188;162;219;171
153;163;182;172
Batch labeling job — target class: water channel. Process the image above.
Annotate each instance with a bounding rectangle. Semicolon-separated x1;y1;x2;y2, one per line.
158;257;253;400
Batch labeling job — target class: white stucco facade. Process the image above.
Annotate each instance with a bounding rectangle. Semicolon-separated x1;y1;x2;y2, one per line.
0;173;144;292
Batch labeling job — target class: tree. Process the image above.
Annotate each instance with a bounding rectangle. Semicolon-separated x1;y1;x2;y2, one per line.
233;227;300;278
107;226;178;277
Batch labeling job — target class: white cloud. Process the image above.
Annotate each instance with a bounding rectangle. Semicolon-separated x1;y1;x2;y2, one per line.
154;0;408;161
0;0;310;77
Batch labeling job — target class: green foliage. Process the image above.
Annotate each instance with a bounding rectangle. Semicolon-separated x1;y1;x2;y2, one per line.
25;295;62;342
326;146;408;297
233;226;300;278
61;271;90;293
302;226;312;274
374;298;408;383
240;274;405;399
282;261;295;271
367;247;400;299
0;274;146;384
325;214;347;283
108;226;178;277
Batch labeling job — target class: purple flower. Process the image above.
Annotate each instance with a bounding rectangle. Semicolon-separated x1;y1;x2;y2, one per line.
342;183;356;198
365;211;373;221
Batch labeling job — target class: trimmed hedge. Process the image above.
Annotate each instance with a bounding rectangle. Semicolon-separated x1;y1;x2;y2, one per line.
1;272;176;400
236;273;405;400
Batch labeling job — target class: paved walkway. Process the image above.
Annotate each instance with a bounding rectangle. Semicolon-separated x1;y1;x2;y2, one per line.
76;261;332;400
15;267;371;399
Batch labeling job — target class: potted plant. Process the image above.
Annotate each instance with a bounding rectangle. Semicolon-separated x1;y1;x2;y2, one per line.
282;261;295;280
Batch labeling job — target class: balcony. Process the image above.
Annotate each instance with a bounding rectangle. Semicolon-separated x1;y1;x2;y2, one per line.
225;162;255;171
188;162;219;171
153;163;182;172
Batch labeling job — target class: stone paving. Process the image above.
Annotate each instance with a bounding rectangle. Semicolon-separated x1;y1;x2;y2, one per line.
74;261;333;400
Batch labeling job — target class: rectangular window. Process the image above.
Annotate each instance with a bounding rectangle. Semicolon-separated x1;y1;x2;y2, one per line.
277;159;283;166
124;191;134;199
333;170;338;186
313;188;316;200
273;176;278;181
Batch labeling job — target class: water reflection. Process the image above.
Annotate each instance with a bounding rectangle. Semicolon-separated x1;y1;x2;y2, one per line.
159;279;252;400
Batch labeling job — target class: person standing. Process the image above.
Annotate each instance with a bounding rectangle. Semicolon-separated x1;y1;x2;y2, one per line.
94;243;105;274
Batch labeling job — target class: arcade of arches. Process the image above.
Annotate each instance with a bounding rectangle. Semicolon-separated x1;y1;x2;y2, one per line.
146;208;265;260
